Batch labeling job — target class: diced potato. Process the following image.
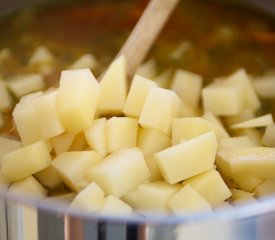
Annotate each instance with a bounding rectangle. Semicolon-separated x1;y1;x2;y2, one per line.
202;81;244;116
136;58;157;79
153;69;172;89
231;114;273;129
0;136;21;157
121;186;139;209
224;69;260;111
12;92;43;145
0;172;9;191
172;117;227;145
85;148;150;197
69;132;88;151
43;193;75;206
34;165;65;191
51;133;76;155
8;176;48;200
230;188;254;201
137;127;171;157
7;73;45;98
179;101;201;117
84;118;107;156
51;151;102;192
98;56;127;114
224;108;256;126
68;53;97;70
100;195;132;215
139;87;181;135
226;147;275;178
253;74;275;98
218;136;257;151
29;46;54;65
154;132;217;184
234;128;262;146
231;175;263;192
183;170;232;207
123;75;157;118
106;117;138;154
254;179;275;197
202;112;230;139
57;68;100;133
168;185;212;214
1;140;51;182
137;181;181;211
34;89;65;139
262;124;275;147
0;80;12;111
170;69;202;108
69;182;104;211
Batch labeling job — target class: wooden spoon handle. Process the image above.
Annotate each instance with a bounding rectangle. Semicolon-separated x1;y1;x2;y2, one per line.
115;0;180;78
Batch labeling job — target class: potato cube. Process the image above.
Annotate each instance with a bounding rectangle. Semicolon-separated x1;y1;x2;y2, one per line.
51;133;76;155
231;175;263;192
202;112;230;139
262;124;275;147
12;92;42;145
225;69;260;111
34;165;64;191
57;68;100;133
172;117;225;145
168;185;212;214
226;147;275;178
29;46;54;65
34;89;65;139
0;172;9;191
136;58;157;79
139;87;181;135
68;53;97;70
224;108;256;126
100;195;132;215
253;74;275;98
123;75;157;118
69;182;104;211
0;80;12;111
231;114;273;129
218;136;257;151
170;69;203;108
137;127;171;157
202;81;244;116
144;156;162;181
137;181;181;211
69;132;88;151
235;128;262;146
154;132;217;184
84;118;107;156
121;187;139;209
51;151;102;192
254;179;275;197
0;136;21;157
106;117;138;153
98;56;127;114
230;188;254;201
1;140;51;182
7;73;45;98
153;69;172;89
183;170;232;206
85;148;150;197
8;176;48;200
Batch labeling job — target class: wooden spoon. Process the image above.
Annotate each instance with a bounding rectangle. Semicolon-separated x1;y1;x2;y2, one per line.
115;0;180;79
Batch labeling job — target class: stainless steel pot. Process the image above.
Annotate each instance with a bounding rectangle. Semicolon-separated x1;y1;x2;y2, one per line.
0;1;275;240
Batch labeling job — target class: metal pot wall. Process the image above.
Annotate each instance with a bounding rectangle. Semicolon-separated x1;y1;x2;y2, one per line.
0;1;275;240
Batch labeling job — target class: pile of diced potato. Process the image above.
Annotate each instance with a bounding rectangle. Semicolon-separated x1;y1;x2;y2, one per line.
1;46;275;216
